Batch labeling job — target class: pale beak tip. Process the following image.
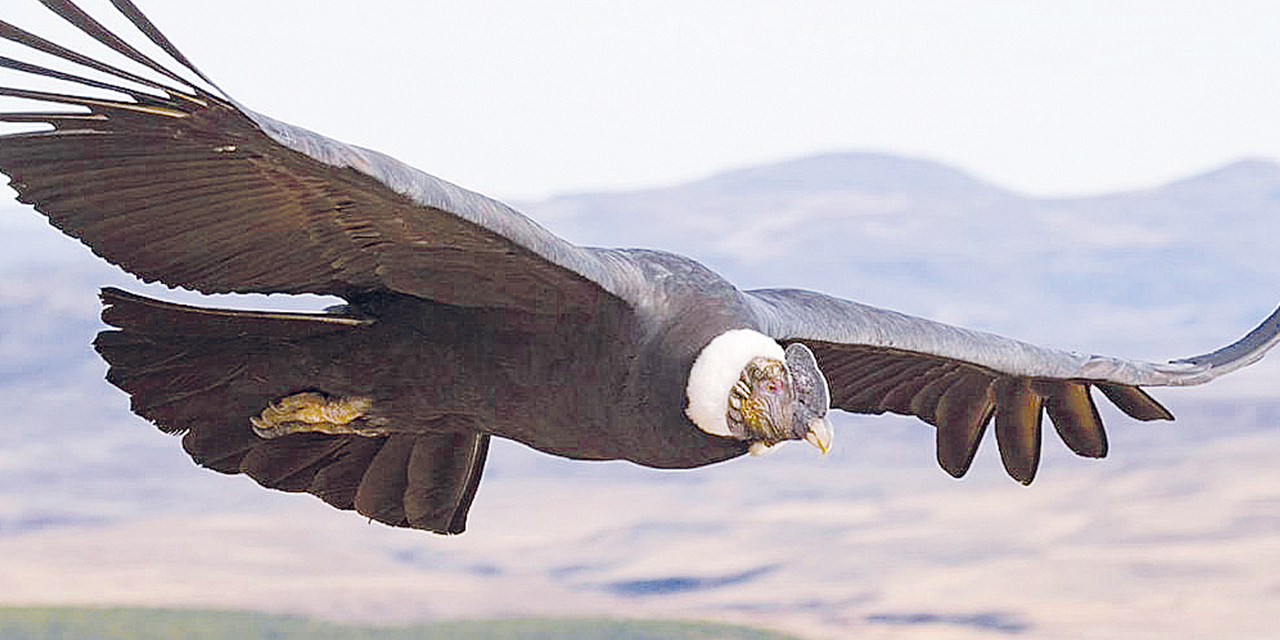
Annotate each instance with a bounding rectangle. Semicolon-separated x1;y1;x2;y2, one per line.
805;417;833;455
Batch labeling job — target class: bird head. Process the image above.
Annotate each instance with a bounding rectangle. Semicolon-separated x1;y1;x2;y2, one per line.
685;330;833;455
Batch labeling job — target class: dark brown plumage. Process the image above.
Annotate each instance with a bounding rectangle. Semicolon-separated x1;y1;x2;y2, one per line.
3;1;1276;534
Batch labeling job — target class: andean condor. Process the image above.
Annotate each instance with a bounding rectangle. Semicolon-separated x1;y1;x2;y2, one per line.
1;0;1276;534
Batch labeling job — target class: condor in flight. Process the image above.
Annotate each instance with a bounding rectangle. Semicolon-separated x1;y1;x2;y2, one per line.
1;0;1276;534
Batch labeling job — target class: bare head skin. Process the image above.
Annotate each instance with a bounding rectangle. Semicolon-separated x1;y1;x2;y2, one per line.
686;329;833;455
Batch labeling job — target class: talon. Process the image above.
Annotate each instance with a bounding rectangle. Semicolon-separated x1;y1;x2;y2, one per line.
251;391;384;438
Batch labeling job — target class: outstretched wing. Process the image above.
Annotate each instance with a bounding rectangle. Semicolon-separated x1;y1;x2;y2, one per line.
0;0;642;314
746;288;1280;483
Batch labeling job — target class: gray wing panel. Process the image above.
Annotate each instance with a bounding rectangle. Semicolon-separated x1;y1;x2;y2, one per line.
746;287;1280;388
241;108;650;306
747;287;1279;484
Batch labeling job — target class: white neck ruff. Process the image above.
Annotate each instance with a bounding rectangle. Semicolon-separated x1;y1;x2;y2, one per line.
684;329;784;438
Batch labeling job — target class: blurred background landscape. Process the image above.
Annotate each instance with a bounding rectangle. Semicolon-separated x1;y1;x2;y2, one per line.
2;152;1278;639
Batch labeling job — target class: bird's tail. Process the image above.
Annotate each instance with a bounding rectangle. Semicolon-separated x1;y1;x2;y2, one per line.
93;287;488;535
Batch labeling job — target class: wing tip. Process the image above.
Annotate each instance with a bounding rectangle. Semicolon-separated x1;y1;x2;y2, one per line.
1096;383;1175;422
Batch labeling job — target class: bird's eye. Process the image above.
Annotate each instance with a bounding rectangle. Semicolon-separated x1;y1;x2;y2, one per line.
763;380;784;394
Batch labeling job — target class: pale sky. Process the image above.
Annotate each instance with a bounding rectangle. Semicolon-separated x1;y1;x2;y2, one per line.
4;0;1280;202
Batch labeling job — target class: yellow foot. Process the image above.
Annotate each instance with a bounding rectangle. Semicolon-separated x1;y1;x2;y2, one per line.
250;391;387;439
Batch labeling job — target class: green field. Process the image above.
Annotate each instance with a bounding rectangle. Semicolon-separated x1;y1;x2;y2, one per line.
0;607;808;640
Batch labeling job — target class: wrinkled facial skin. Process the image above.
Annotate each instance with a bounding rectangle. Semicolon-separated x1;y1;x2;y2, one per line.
727;343;832;453
727;357;797;445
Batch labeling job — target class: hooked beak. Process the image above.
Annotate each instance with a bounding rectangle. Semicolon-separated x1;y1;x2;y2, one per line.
804;416;833;454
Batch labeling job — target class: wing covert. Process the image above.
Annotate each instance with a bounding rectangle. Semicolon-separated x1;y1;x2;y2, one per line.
746;288;1280;483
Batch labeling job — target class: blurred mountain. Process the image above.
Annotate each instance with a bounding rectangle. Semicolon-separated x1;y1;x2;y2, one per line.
523;153;1280;358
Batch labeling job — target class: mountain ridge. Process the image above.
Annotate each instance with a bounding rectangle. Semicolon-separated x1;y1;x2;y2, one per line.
533;152;1280;203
